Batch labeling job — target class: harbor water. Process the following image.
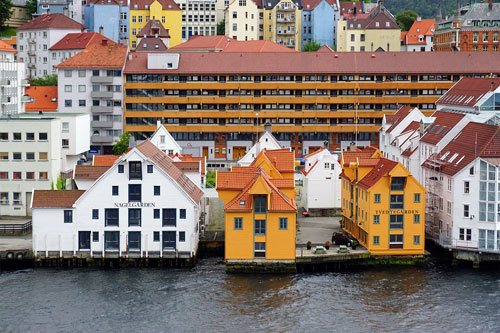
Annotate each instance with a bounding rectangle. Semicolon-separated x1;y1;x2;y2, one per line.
1;258;499;332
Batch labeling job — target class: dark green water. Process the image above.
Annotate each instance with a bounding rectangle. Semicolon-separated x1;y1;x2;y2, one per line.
1;258;499;332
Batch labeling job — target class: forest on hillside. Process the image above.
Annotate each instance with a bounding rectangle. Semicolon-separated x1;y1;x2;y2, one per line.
367;0;500;19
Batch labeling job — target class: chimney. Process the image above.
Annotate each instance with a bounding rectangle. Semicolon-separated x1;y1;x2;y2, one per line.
128;136;135;148
157;120;162;128
101;39;108;46
99;26;104;35
353;7;357;17
349;142;357;151
489;0;493;10
264;120;272;134
491;81;495;92
417;16;422;22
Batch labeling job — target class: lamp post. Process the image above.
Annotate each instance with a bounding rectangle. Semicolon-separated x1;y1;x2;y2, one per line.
256;112;259;143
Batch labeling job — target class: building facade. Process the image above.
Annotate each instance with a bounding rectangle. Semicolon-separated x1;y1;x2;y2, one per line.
400;17;435;52
57;41;127;155
32;140;204;261
17;14;85;78
38;0;85;24
224;0;261;41
177;0;218;41
263;0;302;50
85;0;130;45
301;0;339;49
337;1;400;52
0;44;28;116
129;0;182;49
6;0;30;28
341;147;426;255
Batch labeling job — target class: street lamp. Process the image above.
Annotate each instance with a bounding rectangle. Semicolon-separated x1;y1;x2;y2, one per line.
256;112;259;143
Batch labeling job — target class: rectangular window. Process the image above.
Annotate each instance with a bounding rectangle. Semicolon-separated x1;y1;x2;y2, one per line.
153;231;160;242
128;208;141;226
447;201;452;214
154;185;160;196
390;177;405;191
0;192;8;204
414;235;420;245
180;209;186;219
464;181;470;194
373;215;380;224
254;242;265;258
390;195;404;209
105;231;119;250
154;209;160;219
414;214;420;223
389;234;403;248
128;184;141;202
92;209;99;219
105;208;119;226
129;161;142;179
464;204;470;217
112;185;119;196
39;133;48;141
414;193;421;203
92;232;99;242
128;231;141;250
64;210;73;223
162;208;176;227
39;152;48;160
374;193;381;203
147;165;153;173
234;217;243;229
179;232;185;242
254;196;266;213
78;231;91;250
26;152;35;160
118;165;124;173
64;85;72;92
26;132;34;141
279;217;288;230
254;220;266;235
389;215;403;229
373;236;380;245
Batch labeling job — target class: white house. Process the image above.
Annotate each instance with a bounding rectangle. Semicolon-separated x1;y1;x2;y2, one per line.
302;147;341;211
57;41;127;154
176;0;219;42
400;17;435;52
0;112;89;216
238;122;284;166
0;61;28;117
17;14;86;78
149;121;183;155
32;140;204;262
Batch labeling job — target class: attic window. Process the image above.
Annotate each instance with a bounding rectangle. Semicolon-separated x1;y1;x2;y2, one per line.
239;200;245;206
385;22;390;27
448;153;459;163
454;155;465;166
143;43;147;48
145;4;149;9
155;44;159;49
134;4;137;8
376;22;380;27
167;63;172;68
51;98;57;102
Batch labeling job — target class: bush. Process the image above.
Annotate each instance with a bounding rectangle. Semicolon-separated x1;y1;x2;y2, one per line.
206;171;216;187
324;241;330;250
306;241;312;250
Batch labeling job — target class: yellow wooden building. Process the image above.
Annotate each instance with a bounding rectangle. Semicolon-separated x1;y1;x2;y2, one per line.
129;0;182;49
340;146;426;255
216;149;297;261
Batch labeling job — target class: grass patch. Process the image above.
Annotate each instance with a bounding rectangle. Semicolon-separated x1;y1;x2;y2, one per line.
1;27;16;38
206;171;216;187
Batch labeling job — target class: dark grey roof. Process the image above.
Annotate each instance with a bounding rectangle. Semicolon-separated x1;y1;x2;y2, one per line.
465;3;500;21
39;0;68;5
12;0;28;6
263;0;301;10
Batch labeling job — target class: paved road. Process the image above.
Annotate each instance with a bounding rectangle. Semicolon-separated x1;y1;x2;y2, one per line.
296;216;341;245
0;235;32;251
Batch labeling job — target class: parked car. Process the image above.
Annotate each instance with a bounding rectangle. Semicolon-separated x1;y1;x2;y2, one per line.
331;232;353;247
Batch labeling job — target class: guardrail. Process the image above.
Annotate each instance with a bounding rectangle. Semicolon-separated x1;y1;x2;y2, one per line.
0;221;32;235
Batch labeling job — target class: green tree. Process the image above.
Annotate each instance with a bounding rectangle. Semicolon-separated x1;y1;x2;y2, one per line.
30;74;58;86
0;0;13;29
217;20;225;35
25;0;38;17
303;40;321;52
396;10;418;31
112;132;132;155
55;174;66;190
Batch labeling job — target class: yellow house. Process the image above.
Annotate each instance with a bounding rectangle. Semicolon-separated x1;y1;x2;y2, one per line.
216;149;297;261
337;1;400;52
340;147;426;255
129;0;182;49
263;0;302;51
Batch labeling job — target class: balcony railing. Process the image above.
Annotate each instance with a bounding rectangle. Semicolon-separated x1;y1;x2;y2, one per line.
91;76;114;83
91;120;113;128
91;135;114;143
91;106;113;113
91;91;113;98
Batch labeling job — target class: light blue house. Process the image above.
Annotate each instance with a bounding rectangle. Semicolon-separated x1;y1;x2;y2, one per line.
85;0;129;45
302;0;339;50
38;0;68;15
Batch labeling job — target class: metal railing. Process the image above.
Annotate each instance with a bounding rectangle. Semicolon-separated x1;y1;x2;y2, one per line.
0;221;32;235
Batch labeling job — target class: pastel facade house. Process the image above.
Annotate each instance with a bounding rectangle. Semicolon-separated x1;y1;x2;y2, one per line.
224;0;262;42
302;147;341;212
400;17;435;52
85;0;130;45
237;122;284;166
340;147;426;256
176;0;219;41
17;14;86;78
263;0;303;51
216;148;297;270
32;140;204;263
301;0;339;49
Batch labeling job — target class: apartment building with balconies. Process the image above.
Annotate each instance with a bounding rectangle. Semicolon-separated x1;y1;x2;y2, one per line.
17;14;86;78
57;41;127;154
0;41;28;117
263;0;302;50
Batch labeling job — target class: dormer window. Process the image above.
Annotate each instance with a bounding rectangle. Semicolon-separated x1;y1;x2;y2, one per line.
254;195;266;213
240;200;245;206
129;161;142;180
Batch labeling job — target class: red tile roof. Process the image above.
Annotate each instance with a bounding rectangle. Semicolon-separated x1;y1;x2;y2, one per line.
49;32;114;50
136;140;203;203
217;170;259;190
423;122;500;176
170;153;205;174
74;165;109;179
420;111;466;145
340;1;363;14
0;40;15;52
436;77;500;108
401;18;435;45
401;121;420;134
251;148;295;173
136;37;169;52
57;42;127;69
93;155;119;166
24;86;57;112
32;190;85;208
316;44;335;53
169;35;296;53
125;52;500;74
18;14;86;31
304;147;326;160
130;0;180;10
137;20;170;38
341;146;380;166
357;158;399;190
386;105;413;134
